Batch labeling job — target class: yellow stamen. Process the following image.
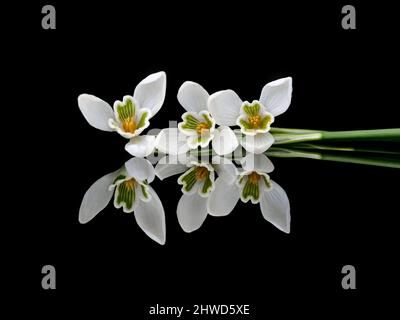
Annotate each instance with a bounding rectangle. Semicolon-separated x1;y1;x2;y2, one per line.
124;178;136;189
122;118;136;133
249;172;260;184
248;115;261;128
195;167;209;180
196;122;210;135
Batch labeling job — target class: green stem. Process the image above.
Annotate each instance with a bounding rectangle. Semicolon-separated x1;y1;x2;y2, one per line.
272;128;400;144
267;147;400;169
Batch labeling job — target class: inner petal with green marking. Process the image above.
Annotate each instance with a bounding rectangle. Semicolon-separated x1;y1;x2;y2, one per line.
238;171;271;204
111;96;150;136
116;97;137;133
178;165;215;197
179;111;215;135
114;178;137;213
178;111;216;148
237;101;274;135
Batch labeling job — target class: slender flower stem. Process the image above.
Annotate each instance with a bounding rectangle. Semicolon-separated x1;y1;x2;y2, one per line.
266;147;400;169
271;128;400;145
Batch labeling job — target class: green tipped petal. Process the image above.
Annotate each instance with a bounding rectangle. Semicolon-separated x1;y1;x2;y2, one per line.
178;167;198;193
116;97;136;122
114;179;136;212
243;102;261;117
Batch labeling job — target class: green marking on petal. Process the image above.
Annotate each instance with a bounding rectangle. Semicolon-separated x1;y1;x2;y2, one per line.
137;111;149;129
201;174;213;195
181;114;200;130
140;183;149;199
117;97;136;121
116;97;138;134
115;178;136;211
239;119;252;130
113;174;126;185
259;114;273;130
201;113;213;128
179;167;198;192
243;102;261;117
241;172;261;202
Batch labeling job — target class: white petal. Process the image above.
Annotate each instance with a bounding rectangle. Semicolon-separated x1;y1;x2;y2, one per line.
212;126;239;155
241;153;274;173
177;193;208;233
155;128;190;155
79;170;118;224
208;90;242;126
78;94;114;131
134;186;166;244
260;180;290;233
211;156;238;185
125;135;156;158
241;132;274;154
259;77;292;117
133;71;166;117
177;81;209;113
124;157;155;183
207;177;240;217
155;155;188;180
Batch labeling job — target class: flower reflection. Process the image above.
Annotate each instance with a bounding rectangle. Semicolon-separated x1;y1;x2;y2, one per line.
79;157;166;245
155;152;291;233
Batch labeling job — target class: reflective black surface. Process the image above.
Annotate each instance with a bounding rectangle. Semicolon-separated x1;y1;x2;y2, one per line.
10;1;399;317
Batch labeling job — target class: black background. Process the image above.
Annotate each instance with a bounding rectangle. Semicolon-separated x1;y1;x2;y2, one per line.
7;1;399;317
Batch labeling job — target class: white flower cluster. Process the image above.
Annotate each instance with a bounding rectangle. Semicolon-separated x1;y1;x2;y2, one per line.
78;72;292;245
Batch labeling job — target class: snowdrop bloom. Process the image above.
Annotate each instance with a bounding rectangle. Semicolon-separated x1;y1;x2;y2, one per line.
78;71;166;157
79;157;166;245
208;77;292;154
154;154;237;232
208;153;291;233
155;81;239;156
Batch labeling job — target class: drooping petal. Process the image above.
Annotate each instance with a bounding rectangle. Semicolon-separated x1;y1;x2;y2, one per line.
240;132;274;154
125;135;156;158
155;155;188;180
133;71;166;117
134;186;166;245
259;77;292;117
260;180;290;233
177;81;209;113
212;156;238;185
207;177;240;217
212;126;239;155
208;90;243;126
79;170;119;224
77;94;114;131
124;157;155;183
155;128;190;155
177;193;208;233
241;153;274;173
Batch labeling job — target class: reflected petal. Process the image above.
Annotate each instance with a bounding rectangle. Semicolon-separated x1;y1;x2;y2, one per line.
207;177;240;216
177;193;208;233
134;186;166;244
260;180;290;233
79;170;119;224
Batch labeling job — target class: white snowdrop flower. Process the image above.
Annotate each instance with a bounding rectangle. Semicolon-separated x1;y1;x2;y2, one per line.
155;81;239;156
78;71;166;157
154;154;237;233
208;153;291;233
208;77;292;154
79;158;166;245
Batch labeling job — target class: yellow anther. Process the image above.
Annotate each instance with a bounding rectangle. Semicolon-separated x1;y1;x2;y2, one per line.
195;167;209;181
122;118;137;133
196;122;210;135
248;115;261;128
124;178;136;189
248;172;260;184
